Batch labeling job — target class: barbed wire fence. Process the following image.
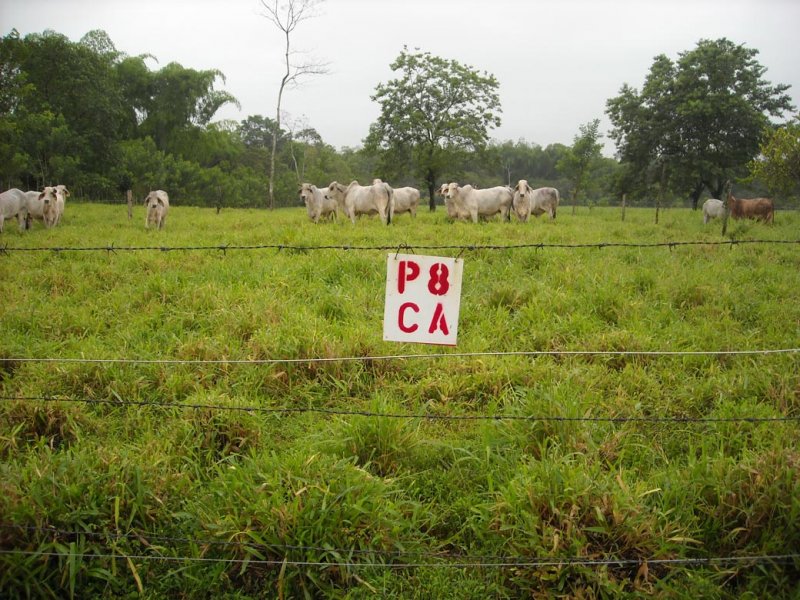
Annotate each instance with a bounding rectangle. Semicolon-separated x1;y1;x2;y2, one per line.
1;238;799;255
1;237;798;584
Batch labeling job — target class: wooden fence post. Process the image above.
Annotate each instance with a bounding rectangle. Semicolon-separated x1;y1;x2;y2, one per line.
621;193;627;222
126;189;133;220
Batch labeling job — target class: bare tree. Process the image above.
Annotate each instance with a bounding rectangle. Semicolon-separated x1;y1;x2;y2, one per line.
259;0;329;209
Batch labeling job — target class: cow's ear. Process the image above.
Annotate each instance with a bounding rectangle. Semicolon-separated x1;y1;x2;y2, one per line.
63;187;70;197
514;182;520;191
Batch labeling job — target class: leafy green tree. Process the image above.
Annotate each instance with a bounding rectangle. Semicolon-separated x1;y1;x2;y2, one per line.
557;119;603;213
747;117;800;198
366;47;502;210
607;38;794;208
140;62;240;155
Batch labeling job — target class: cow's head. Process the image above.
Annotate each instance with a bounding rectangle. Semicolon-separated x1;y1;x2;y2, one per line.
145;192;164;212
56;184;70;197
39;186;58;206
444;182;459;200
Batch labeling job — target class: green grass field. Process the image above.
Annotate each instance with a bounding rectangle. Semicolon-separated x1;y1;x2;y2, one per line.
1;202;799;598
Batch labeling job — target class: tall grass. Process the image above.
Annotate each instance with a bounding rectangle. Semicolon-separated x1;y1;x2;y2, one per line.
1;203;798;598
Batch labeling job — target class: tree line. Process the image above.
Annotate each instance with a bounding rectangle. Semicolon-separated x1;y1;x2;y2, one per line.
1;29;796;210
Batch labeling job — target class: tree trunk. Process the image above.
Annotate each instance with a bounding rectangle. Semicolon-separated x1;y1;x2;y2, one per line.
655;161;667;225
427;170;436;211
570;184;580;216
269;28;292;210
689;181;704;210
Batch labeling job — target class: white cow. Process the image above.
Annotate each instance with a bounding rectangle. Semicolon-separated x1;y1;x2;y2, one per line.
383;183;419;218
702;198;726;224
27;186;61;228
145;190;169;229
512;180;559;221
0;188;30;233
300;183;337;224
444;183;513;223
325;180;393;225
438;183;467;220
54;184;70;225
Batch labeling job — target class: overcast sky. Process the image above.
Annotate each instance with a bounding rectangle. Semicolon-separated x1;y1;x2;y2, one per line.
2;0;798;155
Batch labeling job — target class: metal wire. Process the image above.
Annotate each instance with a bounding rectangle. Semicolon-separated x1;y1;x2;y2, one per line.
0;549;797;569
2;239;798;254
4;347;798;366
2;395;797;423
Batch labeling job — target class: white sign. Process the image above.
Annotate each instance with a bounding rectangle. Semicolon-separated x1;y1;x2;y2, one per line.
383;253;463;346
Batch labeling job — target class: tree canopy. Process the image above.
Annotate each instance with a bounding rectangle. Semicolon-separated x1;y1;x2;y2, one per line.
606;38;795;208
366;47;502;210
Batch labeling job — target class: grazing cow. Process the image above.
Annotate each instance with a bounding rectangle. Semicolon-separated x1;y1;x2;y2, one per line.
0;188;30;233
726;193;774;223
388;185;420;218
324;180;393;225
444;182;513;223
701;198;725;224
145;190;170;229
300;183;337;224
512;180;559;222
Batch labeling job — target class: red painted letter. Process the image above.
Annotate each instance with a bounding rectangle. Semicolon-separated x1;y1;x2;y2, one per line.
428;303;449;335
398;260;420;294
398;302;419;333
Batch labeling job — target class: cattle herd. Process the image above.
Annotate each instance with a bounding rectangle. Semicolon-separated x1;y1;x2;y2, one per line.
0;181;777;233
0;187;170;232
298;179;561;225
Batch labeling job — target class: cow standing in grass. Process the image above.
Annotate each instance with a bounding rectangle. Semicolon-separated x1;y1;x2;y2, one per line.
512;180;559;222
145;190;170;229
444;182;513;223
726;192;774;223
0;188;30;233
325;180;393;225
300;183;337;224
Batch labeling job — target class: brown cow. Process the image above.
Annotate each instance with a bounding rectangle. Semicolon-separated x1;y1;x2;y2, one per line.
726;193;774;223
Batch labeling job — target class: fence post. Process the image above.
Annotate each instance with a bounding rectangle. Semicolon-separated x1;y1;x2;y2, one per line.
621;194;627;222
126;189;133;220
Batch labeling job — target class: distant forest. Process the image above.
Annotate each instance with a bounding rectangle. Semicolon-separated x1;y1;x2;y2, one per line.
1;29;796;208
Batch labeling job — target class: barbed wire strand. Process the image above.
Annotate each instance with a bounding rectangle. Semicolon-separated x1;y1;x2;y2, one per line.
3;347;798;367
2;395;797;423
2;239;799;255
3;524;798;566
1;549;797;569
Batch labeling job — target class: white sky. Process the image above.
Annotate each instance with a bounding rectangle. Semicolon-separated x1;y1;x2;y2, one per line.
2;0;798;155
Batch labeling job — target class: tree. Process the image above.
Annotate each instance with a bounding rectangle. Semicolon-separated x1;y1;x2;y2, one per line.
747;117;800;198
607;38;795;208
367;47;502;210
557;119;603;214
259;0;329;209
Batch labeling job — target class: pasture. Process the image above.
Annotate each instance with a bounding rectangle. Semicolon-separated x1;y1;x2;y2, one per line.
1;202;799;598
